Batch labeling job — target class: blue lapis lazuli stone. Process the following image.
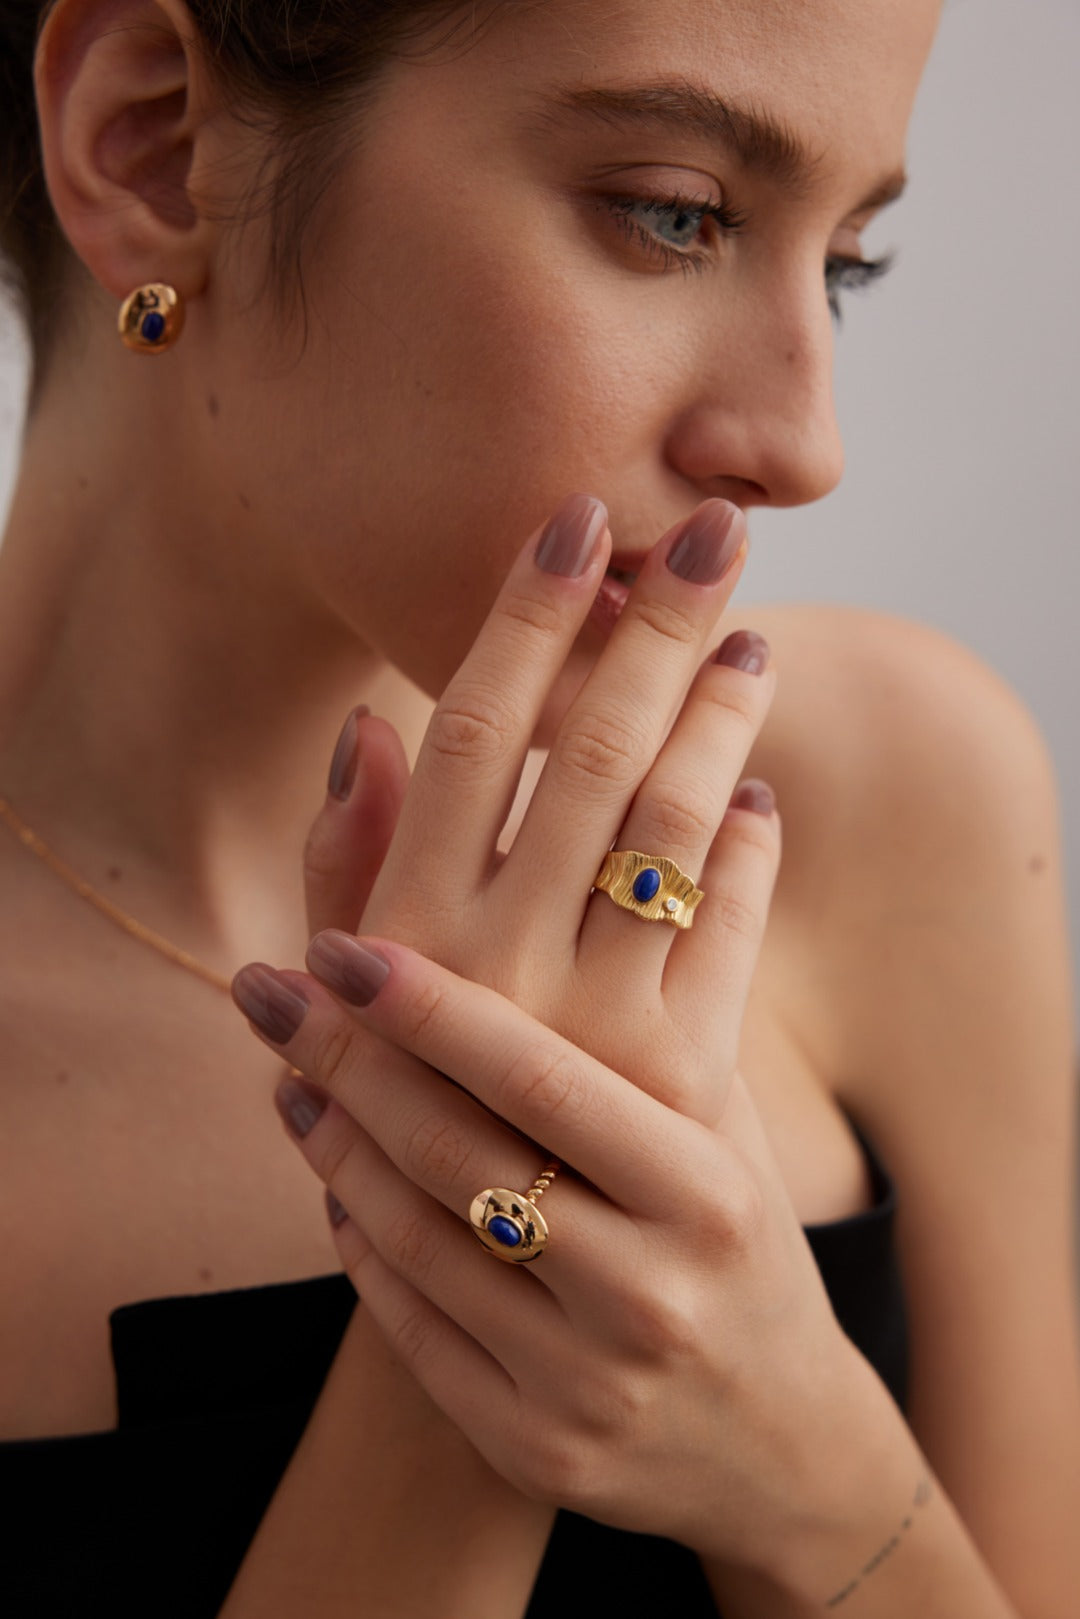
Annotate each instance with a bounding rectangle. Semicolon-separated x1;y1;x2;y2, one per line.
141;310;166;343
488;1215;522;1247
632;866;662;903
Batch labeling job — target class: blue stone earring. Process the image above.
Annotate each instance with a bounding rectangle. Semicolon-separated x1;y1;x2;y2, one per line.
118;283;184;353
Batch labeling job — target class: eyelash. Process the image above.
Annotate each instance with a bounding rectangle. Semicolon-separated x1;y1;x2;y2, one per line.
603;190;894;320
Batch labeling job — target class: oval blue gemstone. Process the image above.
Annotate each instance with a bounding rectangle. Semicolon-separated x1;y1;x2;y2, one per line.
141;310;166;343
632;867;662;903
488;1215;522;1247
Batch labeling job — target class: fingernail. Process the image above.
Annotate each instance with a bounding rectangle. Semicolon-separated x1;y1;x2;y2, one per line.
715;629;770;674
730;778;776;816
306;930;391;1006
534;493;608;577
666;501;744;585
328;705;370;801
232;964;310;1044
275;1075;328;1138
326;1188;348;1228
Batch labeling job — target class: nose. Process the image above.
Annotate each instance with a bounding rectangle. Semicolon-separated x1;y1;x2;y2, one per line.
664;271;845;511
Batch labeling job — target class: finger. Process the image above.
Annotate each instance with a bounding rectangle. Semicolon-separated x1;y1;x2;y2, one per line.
668;777;782;1019
580;630;776;969
255;963;632;1308
291;932;722;1219
502;502;749;939
329;1213;528;1473
304;710;411;937
371;493;610;909
271;1070;567;1366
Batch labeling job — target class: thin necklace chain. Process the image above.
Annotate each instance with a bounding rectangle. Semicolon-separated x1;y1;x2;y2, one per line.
0;794;234;994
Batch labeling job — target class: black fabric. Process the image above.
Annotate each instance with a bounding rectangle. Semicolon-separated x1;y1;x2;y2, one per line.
1;1125;905;1617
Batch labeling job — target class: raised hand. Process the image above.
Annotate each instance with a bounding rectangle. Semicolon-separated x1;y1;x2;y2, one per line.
299;493;779;1129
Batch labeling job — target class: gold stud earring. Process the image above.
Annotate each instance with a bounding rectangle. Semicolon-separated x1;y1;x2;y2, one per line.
118;283;185;353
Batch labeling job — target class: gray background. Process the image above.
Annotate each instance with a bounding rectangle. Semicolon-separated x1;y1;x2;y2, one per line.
1;2;1077;1029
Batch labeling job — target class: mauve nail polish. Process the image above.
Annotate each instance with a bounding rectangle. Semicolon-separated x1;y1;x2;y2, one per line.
328;705;369;801
306;931;391;1006
666;501;744;584
534;493;608;577
232;964;309;1044
275;1076;328;1139
715;629;771;674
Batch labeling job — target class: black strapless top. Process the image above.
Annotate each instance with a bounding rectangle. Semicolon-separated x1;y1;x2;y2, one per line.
1;1126;905;1617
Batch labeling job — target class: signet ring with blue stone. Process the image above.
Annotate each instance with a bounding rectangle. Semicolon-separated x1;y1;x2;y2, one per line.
593;850;704;928
469;1161;560;1263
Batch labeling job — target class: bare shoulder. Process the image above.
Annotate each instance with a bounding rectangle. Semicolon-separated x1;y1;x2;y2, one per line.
739;600;1080;1612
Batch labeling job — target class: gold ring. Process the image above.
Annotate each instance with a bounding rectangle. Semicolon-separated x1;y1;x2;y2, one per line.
469;1160;559;1263
593;850;704;928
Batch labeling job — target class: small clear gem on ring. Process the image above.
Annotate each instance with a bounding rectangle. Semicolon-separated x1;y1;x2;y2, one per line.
664;897;679;912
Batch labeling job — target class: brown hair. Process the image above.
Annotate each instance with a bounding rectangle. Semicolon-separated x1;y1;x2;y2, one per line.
0;0;509;400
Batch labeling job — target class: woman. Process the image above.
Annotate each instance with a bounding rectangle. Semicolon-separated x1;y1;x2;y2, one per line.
0;0;1076;1614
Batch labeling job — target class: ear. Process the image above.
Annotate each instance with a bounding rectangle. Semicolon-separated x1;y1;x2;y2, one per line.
34;0;230;303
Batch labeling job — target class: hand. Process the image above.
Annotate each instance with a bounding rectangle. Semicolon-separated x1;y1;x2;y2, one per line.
301;492;780;1129
233;937;894;1577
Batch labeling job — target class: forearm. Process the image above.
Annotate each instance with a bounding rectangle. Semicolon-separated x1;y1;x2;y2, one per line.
219;1301;552;1618
701;1355;1021;1619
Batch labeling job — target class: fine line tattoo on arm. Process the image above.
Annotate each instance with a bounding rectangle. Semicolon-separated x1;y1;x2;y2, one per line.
824;1474;934;1609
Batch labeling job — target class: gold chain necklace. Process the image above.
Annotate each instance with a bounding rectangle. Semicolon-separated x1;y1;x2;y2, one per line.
0;794;234;994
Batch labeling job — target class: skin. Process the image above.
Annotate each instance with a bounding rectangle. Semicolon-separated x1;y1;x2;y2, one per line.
0;0;935;936
3;0;1079;1613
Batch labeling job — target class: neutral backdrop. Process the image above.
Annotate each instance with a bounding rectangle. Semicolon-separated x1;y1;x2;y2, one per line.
1;4;1077;1033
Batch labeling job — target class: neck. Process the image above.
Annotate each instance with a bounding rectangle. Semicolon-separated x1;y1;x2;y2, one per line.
0;383;435;973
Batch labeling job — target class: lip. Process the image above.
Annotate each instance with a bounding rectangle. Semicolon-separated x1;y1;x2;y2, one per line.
606;551;649;574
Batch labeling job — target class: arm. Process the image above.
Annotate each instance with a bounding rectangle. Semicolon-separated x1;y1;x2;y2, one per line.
221;707;551;1619
705;614;1080;1617
219;1298;552;1618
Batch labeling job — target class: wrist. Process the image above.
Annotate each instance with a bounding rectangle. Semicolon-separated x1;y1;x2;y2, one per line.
735;1338;927;1599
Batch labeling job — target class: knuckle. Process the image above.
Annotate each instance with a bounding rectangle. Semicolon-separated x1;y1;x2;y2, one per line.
698;678;761;734
384;1205;440;1284
498;1040;583;1128
393;1297;439;1369
557;710;642;790
301;822;339;887
306;1016;357;1095
701;1173;765;1253
408;1111;479;1190
426;689;513;773
710;886;766;945
631;595;700;648
517;1427;595;1509
498;586;566;643
621;1282;701;1364
396;976;448;1048
645;778;716;848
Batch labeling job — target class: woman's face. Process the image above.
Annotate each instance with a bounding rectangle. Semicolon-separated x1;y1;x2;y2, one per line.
207;0;940;729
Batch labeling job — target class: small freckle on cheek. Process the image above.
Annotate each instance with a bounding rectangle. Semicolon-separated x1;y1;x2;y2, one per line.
238;493;251;511
207;393;220;418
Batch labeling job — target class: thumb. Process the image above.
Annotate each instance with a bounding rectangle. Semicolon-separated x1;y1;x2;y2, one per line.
303;707;411;939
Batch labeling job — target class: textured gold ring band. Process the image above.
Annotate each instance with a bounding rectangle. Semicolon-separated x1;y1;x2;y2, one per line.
593;850;704;929
469;1160;560;1263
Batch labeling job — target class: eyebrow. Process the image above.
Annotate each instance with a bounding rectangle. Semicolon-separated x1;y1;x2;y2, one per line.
528;77;907;214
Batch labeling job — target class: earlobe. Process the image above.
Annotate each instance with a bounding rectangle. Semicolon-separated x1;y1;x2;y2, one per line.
34;0;217;304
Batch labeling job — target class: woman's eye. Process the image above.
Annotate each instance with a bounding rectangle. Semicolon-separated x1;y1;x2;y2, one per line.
824;252;895;322
602;192;749;276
